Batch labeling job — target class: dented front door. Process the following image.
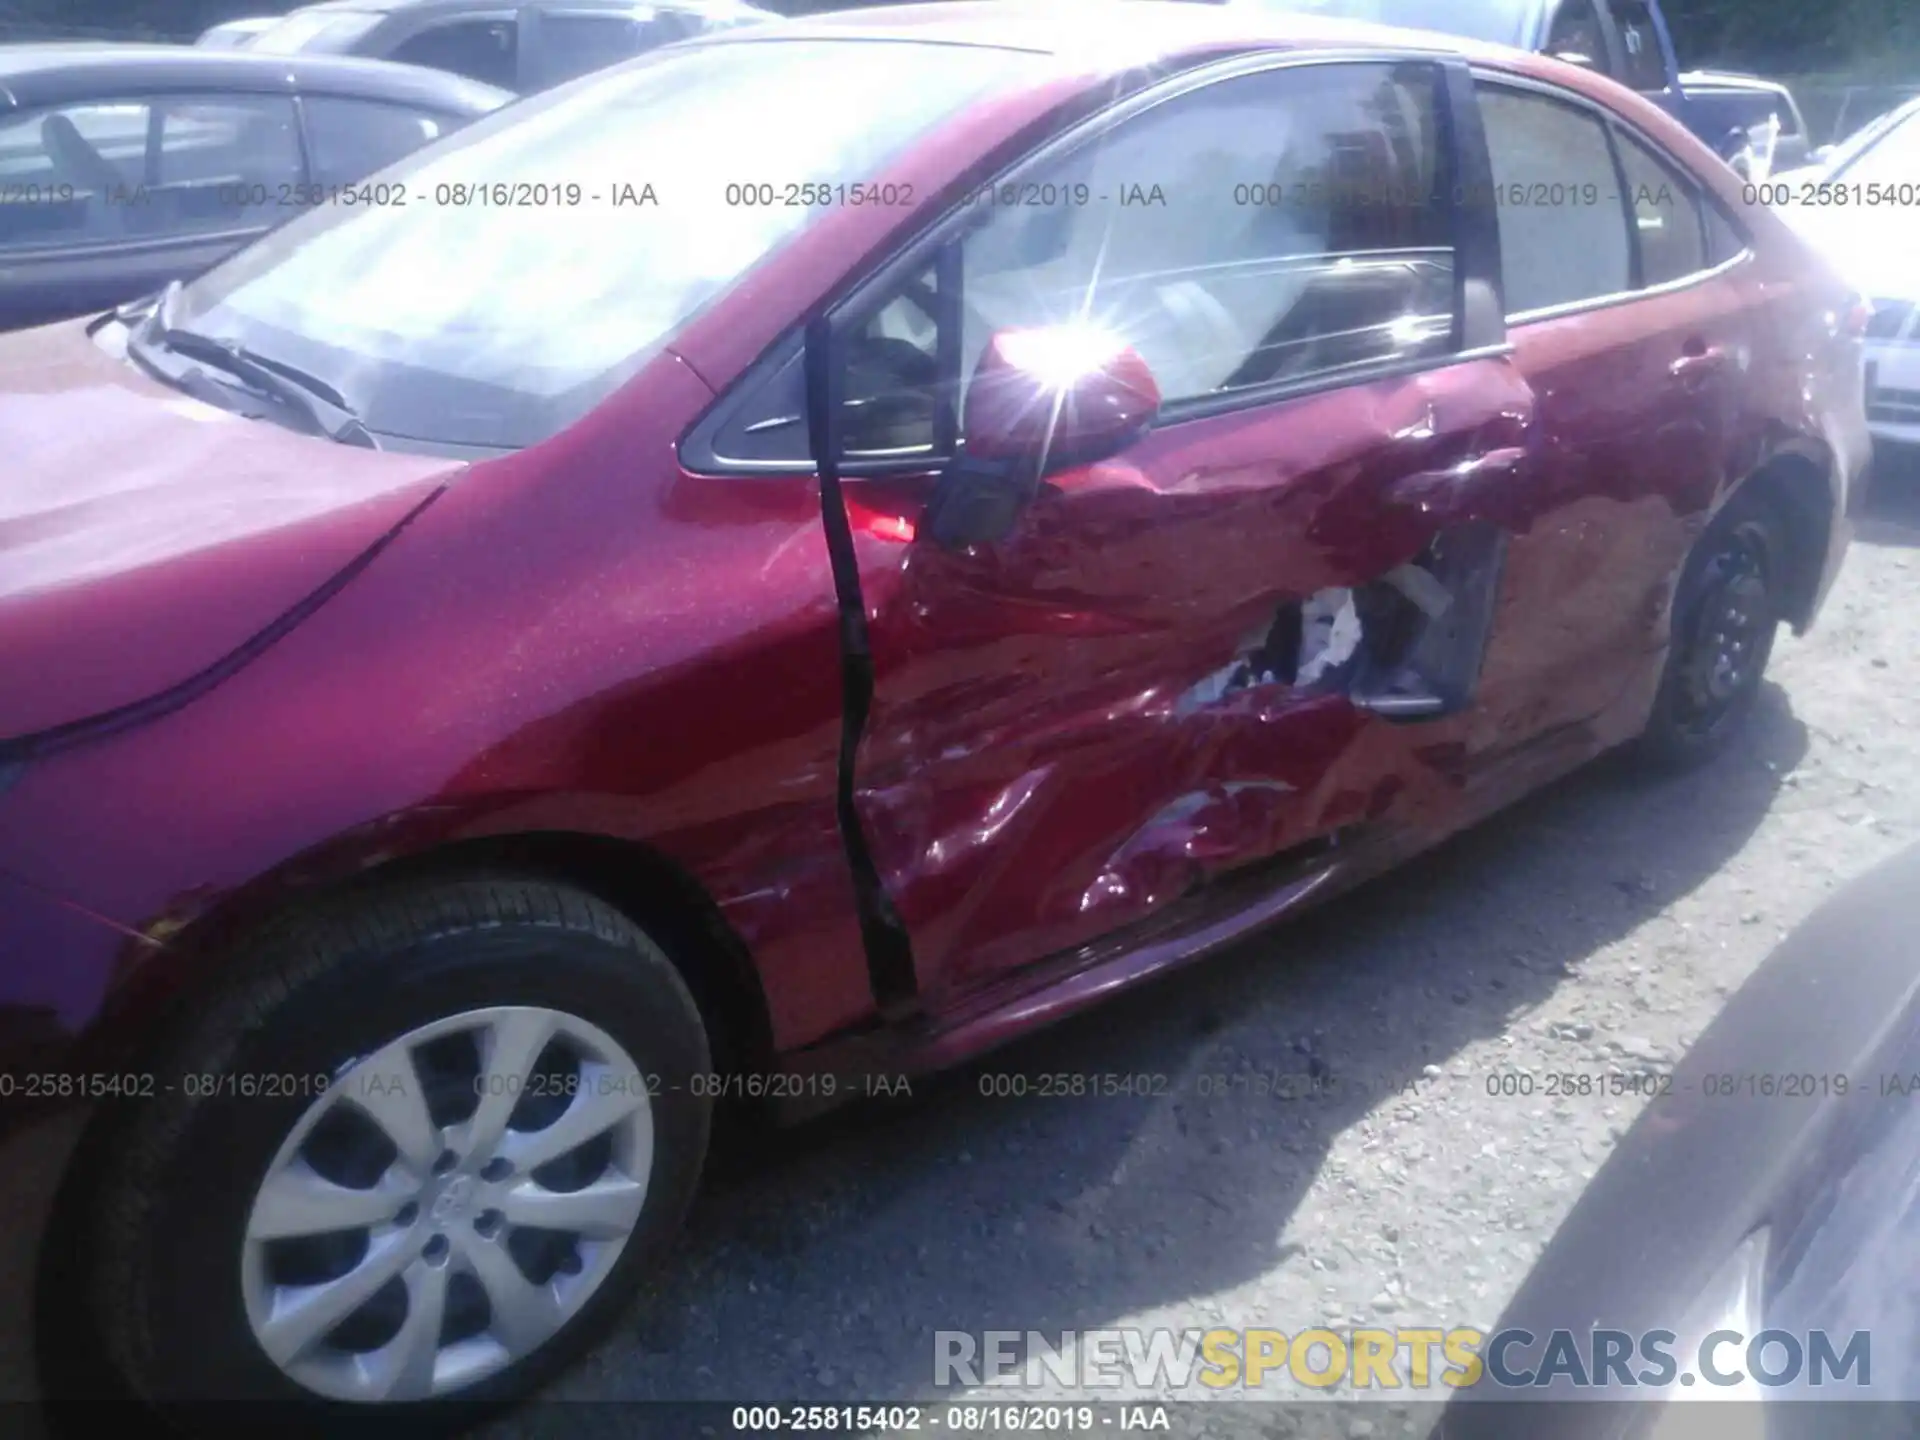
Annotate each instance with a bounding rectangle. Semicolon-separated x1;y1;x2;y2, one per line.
835;55;1565;1003
851;357;1539;1001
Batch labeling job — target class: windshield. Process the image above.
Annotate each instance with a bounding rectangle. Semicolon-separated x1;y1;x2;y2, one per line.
246;9;386;53
1232;0;1534;47
168;38;1044;449
1833;106;1920;184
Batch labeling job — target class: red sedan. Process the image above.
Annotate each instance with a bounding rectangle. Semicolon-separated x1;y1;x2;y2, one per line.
0;0;1869;1421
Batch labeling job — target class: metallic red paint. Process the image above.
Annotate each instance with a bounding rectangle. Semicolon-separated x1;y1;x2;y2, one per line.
0;10;1866;1108
0;322;462;741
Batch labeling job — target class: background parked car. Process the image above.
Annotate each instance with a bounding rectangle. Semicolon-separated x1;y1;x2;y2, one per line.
0;43;508;329
1677;67;1813;172
1214;0;1811;171
195;15;279;46
236;0;778;92
1769;96;1920;454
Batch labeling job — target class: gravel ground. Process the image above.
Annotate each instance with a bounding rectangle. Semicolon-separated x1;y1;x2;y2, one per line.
492;455;1920;1431
3;463;1917;1438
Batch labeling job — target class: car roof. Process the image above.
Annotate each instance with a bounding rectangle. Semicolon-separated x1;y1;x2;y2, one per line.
1678;69;1792;97
0;42;512;113
706;0;1531;69
283;0;775;15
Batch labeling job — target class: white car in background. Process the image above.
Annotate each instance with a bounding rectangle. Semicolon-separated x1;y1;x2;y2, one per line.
1771;96;1920;451
196;16;280;46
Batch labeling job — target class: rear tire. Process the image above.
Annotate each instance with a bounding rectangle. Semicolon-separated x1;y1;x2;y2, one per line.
41;877;711;1435
1629;486;1787;772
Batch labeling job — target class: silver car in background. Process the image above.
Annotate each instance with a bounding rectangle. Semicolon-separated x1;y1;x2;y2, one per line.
1770;97;1920;452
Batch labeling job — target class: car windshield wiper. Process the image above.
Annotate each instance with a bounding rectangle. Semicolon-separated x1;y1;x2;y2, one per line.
137;281;380;449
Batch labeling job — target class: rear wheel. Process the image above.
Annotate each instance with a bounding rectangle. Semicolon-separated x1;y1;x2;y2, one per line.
1630;487;1787;771
42;877;711;1431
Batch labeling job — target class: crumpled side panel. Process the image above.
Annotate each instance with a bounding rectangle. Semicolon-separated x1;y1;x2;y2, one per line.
853;358;1537;998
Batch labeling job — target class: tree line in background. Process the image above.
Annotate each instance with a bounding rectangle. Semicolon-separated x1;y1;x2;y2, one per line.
3;0;1917;76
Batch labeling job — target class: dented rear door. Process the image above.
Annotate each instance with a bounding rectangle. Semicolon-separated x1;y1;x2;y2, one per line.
842;56;1549;1003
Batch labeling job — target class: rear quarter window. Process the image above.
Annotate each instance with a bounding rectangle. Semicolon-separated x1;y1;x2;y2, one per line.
301;98;464;186
1476;83;1632;314
1614;128;1708;284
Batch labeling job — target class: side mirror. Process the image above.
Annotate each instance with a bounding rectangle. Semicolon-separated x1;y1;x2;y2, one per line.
922;325;1160;551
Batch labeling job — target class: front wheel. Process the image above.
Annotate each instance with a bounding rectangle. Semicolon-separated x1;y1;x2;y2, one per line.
1629;487;1787;771
42;877;712;1429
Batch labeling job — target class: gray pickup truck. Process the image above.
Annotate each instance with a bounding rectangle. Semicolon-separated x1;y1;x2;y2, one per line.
1222;0;1812;172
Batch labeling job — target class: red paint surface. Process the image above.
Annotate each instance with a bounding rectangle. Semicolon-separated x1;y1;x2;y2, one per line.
0;321;461;740
0;14;1867;1087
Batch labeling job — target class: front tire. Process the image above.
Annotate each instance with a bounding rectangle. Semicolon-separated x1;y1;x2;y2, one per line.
1630;486;1787;771
44;877;711;1431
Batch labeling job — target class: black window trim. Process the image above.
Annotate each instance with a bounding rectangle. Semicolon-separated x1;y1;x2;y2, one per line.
1471;68;1751;328
683;48;1512;480
0;89;307;261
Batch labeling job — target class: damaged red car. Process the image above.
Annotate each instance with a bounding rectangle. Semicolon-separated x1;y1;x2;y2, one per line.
0;0;1868;1422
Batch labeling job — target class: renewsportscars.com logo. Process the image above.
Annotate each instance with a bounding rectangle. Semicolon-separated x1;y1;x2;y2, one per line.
933;1327;1871;1392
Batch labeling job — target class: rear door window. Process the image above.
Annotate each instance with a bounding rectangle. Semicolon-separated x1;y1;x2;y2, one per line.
389;17;520;89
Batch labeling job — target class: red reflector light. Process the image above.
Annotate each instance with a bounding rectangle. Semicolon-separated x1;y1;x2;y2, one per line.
847;501;916;544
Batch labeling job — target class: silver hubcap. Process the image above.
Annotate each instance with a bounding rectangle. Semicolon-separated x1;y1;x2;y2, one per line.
240;1006;654;1403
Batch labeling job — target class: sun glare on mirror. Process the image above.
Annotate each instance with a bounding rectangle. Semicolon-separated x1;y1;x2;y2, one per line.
998;325;1130;391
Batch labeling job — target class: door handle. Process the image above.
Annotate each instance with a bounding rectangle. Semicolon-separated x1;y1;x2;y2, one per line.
1670;343;1731;382
1380;445;1530;523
